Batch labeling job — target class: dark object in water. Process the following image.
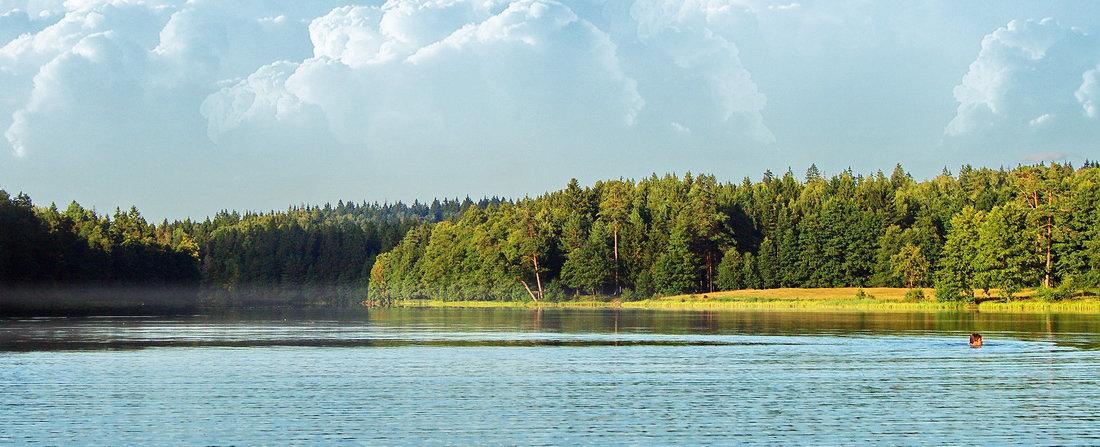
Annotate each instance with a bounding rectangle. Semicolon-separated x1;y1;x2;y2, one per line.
969;333;983;348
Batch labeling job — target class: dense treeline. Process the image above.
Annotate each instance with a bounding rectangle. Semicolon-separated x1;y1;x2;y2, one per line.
1;192;202;313
370;163;1100;303
0;192;199;285
176;199;486;305
1;190;500;308
4;163;1099;310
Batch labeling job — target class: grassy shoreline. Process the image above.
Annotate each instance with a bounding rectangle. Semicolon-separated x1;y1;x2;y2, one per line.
393;287;1100;313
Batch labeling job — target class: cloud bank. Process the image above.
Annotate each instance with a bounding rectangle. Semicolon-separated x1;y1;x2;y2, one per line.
5;0;1098;219
1;0;339;158
0;0;781;217
2;0;774;162
945;18;1100;159
200;0;775;162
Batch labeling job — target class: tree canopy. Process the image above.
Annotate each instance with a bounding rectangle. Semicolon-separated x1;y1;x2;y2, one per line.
370;164;1100;302
3;162;1098;309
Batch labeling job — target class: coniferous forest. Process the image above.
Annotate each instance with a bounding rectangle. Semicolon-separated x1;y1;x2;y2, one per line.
0;192;498;310
2;162;1099;311
370;163;1100;303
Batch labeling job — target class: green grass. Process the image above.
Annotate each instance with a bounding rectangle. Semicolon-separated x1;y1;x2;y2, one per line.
975;298;1100;313
393;287;1100;313
397;299;615;309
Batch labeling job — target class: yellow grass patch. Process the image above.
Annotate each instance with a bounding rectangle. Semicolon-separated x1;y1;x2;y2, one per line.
661;287;923;302
394;287;1100;313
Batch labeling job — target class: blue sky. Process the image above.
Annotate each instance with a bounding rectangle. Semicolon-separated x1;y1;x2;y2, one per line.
1;0;1099;220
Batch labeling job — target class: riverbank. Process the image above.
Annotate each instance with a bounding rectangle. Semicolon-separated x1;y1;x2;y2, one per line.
394;287;1100;313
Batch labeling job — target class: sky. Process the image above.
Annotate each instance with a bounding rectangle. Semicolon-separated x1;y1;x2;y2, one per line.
2;0;1099;220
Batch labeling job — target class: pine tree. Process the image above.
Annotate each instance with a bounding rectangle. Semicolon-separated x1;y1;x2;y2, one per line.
805;164;823;183
1011;164;1071;287
598;180;632;294
504;204;552;301
775;209;801;287
797;212;826;287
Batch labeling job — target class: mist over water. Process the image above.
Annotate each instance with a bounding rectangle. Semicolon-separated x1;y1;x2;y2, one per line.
3;308;1100;445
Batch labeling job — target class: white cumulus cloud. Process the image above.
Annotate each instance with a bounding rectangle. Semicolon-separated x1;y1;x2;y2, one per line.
3;0;774;162
1;0;777;218
1;0;343;158
944;18;1100;157
2;1;174;157
626;0;772;145
201;0;775;161
1077;63;1100;118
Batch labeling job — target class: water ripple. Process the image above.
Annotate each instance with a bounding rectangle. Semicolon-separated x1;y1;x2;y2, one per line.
2;309;1100;445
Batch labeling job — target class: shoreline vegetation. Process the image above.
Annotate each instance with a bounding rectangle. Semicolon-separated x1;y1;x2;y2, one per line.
4;162;1100;316
390;287;1100;313
370;163;1100;308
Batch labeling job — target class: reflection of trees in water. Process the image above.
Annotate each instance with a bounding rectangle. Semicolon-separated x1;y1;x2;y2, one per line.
350;308;1100;349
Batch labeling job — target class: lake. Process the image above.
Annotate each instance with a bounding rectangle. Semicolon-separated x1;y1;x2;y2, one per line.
3;307;1100;445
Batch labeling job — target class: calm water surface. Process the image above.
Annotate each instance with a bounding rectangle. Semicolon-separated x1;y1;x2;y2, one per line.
2;308;1100;445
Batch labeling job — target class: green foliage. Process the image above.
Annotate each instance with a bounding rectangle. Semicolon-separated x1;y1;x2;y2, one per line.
369;163;1097;302
756;237;779;289
934;283;969;303
0;192;198;287
904;288;925;301
560;221;614;294
7;162;1098;308
890;244;929;288
935;207;981;302
1057;167;1100;288
1010;164;1073;287
740;252;761;289
1036;284;1073;301
653;229;699;295
715;248;744;291
2;191;472;308
974;204;1037;298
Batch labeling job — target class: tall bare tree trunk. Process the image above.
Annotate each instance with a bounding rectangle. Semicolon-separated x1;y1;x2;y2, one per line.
708;252;714;292
1045;215;1053;288
613;227;620;295
532;252;543;300
520;279;539;302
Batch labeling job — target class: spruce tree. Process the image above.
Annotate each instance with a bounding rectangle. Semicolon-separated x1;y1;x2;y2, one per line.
716;248;745;291
560;221;614;295
653;229;698;295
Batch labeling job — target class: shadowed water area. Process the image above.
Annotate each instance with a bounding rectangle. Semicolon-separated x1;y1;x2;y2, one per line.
3;307;1100;445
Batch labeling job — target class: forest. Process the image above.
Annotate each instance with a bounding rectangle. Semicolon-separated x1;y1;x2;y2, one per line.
2;162;1099;311
369;162;1100;303
0;191;499;309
